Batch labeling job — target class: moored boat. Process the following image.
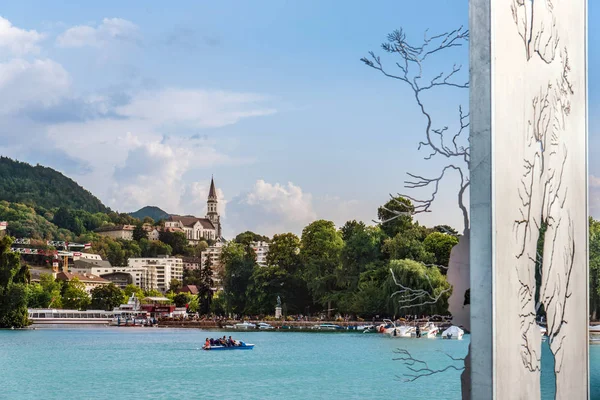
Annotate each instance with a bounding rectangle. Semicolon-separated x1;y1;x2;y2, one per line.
311;323;343;330
110;294;152;327
441;325;464;340
419;322;440;338
388;325;415;338
258;322;274;330
28;309;113;325
235;322;257;329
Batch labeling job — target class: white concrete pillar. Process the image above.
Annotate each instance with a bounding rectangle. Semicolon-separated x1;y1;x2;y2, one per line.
470;0;588;398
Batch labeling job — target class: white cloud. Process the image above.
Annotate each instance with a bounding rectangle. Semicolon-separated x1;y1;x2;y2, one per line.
0;58;70;115
0;16;45;55
226;180;317;236
56;18;139;48
108;133;237;213
117;88;276;128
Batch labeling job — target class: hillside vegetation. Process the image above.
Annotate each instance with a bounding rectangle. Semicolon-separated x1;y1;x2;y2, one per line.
0;157;109;213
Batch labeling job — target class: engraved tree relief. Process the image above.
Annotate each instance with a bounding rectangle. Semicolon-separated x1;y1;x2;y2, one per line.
511;0;576;397
362;28;470;392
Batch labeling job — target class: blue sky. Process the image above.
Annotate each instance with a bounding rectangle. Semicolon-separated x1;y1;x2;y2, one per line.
0;1;596;236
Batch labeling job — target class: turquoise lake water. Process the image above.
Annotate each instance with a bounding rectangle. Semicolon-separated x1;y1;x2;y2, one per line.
0;328;599;399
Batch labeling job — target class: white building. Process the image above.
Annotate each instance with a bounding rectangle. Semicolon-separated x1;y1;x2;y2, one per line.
73;253;102;261
128;256;183;292
165;177;222;245
95;224;135;240
72;259;149;290
251;241;269;267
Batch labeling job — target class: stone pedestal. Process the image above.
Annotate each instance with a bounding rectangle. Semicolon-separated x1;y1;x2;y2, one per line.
275;306;282;319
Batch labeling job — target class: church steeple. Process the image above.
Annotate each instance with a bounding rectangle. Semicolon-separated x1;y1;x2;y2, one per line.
208;175;217;200
206;176;221;238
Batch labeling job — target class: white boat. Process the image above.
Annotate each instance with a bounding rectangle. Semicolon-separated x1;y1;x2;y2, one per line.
311;323;343;330
110;295;150;327
441;325;464;340
235;322;257;329
540;325;547;336
28;309;113;324
377;319;397;334
258;322;274;330
418;322;440;338
388;325;415;338
358;324;377;333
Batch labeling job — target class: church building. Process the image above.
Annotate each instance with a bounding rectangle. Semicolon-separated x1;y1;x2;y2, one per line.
165;177;223;244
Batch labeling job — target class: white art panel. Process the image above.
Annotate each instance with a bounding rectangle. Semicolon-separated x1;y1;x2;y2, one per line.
471;0;588;398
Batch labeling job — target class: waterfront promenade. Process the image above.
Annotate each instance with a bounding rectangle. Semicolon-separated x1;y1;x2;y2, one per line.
157;318;454;330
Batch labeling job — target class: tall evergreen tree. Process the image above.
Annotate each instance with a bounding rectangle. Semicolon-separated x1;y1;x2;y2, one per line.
0;236;30;328
199;256;214;314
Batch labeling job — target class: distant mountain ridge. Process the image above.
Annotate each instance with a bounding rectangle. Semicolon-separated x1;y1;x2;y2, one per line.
0;156;109;213
129;206;170;222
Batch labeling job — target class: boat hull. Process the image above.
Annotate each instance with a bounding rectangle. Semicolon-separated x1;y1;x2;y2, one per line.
203;345;254;350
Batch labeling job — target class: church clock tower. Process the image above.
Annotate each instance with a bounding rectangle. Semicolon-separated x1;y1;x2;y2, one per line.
206;176;221;238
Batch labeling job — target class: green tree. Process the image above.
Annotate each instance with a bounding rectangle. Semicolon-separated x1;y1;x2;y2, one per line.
383;226;435;264
384;259;451;316
351;263;389;318
27;274;63;309
40;273;62;308
188;295;199;313
144;289;163;298
159;231;188;255
234;231;270;245
62;277;91;310
377;196;414;238
334;221;382;314
245;265;288;314
221;242;256;314
183;267;202;287
139;238;172;257
198;257;214;314
123;284;145;301
132;224;146;241
53;207;84;235
169;278;182;292
0;236;29;327
433;224;459;236
267;233;301;274
423;231;459;268
590;217;600;320
300;220;344;316
90;283;126;311
173;293;190;308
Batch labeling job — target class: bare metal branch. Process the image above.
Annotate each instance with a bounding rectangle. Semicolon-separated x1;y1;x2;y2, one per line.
393;349;465;382
362;27;470;233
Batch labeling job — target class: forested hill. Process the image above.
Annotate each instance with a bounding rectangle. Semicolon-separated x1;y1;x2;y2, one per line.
129;206;170;221
0;157;109;213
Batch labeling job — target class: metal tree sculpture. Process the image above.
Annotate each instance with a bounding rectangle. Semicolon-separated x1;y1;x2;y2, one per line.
362;27;470;387
361;27;470;233
511;0;577;395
